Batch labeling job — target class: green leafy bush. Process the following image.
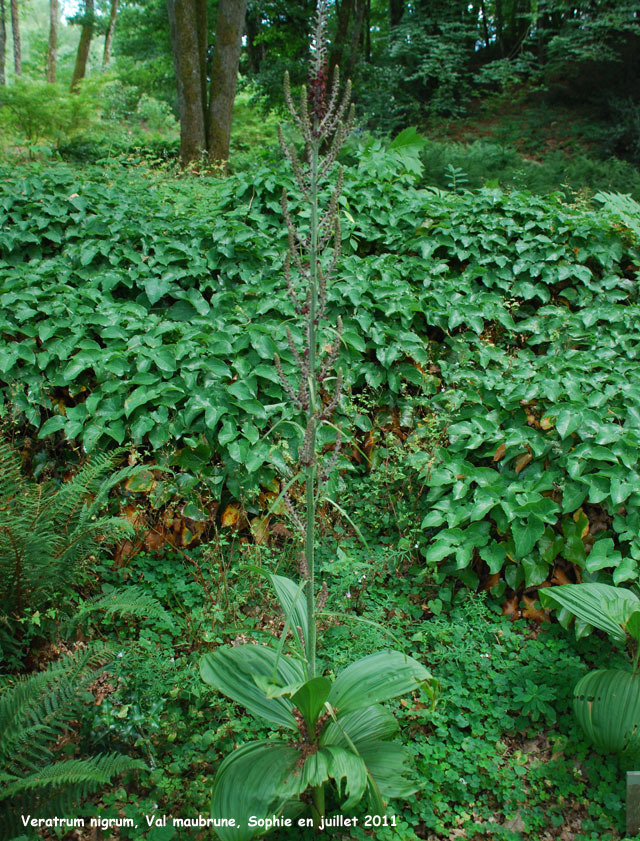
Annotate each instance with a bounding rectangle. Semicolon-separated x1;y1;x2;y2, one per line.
0;78;99;150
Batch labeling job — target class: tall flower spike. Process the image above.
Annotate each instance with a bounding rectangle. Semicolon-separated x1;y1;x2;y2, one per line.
272;0;352;679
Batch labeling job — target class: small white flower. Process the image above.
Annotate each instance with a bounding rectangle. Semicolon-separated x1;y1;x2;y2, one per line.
346;592;351;599
459;777;467;785
117;652;124;659
414;543;419;548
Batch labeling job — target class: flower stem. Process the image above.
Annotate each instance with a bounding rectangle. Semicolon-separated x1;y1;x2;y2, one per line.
305;136;320;679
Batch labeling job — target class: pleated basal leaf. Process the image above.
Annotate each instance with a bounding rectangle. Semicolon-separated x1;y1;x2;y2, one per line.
211;740;303;841
200;645;303;730
328;650;433;714
573;669;640;760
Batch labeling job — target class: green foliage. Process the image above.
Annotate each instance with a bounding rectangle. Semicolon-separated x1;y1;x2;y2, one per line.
539;583;640;762
200;617;435;837
419;137;640;199
0;645;146;840
540;582;640;643
2;144;640;589
573;668;640;762
0;78;99;150
0;443;161;666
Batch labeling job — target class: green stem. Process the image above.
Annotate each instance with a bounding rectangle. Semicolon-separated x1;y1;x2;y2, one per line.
311;783;325;828
305;137;320;679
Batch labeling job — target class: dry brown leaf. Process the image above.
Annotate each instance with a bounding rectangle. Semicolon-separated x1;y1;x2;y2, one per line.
180;519;206;546
271;522;292;540
250;516;270;545
540;416;553;430
482;572;501;591
493;442;506;462
144;528;168;552
221;504;240;528
515;452;533;474
501;595;520;620
551;565;572;585
521;594;550;623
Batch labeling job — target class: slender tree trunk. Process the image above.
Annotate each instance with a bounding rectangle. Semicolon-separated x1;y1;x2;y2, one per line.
330;0;353;79
10;0;20;76
345;0;365;81
207;0;247;165
167;0;207;165
0;0;6;86
245;7;261;75
70;0;95;91
195;0;208;144
389;0;403;28
364;0;370;61
102;0;118;67
47;0;58;83
479;0;490;48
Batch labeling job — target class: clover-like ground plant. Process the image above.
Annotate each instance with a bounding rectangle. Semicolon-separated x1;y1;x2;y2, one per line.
199;4;436;838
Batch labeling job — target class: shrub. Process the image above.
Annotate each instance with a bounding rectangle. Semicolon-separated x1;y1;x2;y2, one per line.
0;78;99;150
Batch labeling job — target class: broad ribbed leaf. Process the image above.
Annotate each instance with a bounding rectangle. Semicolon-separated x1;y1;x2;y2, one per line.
200;645;303;729
269;574;308;651
301;746;367;811
291;677;331;731
328;651;433;714
573;669;640;759
358;741;418;799
540;583;640;642
320;704;399;748
211;741;303;841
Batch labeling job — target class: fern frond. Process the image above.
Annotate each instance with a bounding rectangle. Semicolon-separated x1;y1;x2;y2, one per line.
1;755;145;835
0;647;146;835
0;444;150;646
1;753;146;799
0;443;22;504
0;645;112;775
67;586;172;629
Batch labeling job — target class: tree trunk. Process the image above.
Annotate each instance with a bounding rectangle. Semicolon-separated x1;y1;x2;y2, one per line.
364;0;370;61
0;0;6;86
345;0;365;81
167;0;207;165
245;6;261;75
330;0;353;79
10;0;20;76
47;0;58;83
102;0;118;67
389;0;403;28
207;0;247;165
70;0;95;91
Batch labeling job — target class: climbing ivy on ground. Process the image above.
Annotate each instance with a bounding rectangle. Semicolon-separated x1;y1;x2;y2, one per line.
1;144;640;589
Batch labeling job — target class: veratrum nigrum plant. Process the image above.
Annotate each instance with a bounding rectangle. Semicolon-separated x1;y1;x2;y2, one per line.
541;583;640;761
200;3;436;838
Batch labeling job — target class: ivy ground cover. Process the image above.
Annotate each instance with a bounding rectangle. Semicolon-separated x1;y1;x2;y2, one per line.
1;144;640;594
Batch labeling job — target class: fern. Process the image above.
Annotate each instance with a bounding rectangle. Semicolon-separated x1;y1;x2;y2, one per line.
0;444;160;665
67;586;172;629
0;647;146;839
